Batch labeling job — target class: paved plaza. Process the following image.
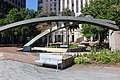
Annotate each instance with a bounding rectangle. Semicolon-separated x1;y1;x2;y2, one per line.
0;47;120;80
0;60;120;80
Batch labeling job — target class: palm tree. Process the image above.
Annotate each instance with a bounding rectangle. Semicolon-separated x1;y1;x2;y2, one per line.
61;8;77;47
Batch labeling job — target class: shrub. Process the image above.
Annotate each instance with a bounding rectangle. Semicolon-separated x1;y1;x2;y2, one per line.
74;56;90;64
69;44;78;48
74;49;120;65
95;49;120;64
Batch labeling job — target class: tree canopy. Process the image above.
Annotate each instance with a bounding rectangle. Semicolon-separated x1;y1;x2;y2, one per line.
81;0;120;27
0;8;39;44
61;8;75;16
81;0;120;42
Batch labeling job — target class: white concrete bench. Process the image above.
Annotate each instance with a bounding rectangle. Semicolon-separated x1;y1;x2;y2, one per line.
35;54;62;71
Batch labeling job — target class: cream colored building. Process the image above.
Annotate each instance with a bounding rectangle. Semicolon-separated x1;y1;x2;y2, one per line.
38;0;89;16
60;0;89;16
38;0;60;15
38;0;90;45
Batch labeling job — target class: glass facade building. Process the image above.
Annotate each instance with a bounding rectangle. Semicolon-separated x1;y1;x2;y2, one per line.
37;0;90;45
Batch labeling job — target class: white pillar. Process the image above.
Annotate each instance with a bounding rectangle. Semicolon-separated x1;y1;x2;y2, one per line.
109;30;112;50
69;0;72;10
52;33;55;43
48;0;50;13
69;31;72;42
64;0;67;8
52;0;54;11
78;0;81;14
84;37;87;41
60;0;63;12
91;36;93;42
74;0;76;13
56;0;59;15
83;0;86;7
47;35;49;47
63;30;67;42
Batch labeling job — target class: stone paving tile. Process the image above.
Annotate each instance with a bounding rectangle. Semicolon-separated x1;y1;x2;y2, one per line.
0;60;120;80
0;47;120;80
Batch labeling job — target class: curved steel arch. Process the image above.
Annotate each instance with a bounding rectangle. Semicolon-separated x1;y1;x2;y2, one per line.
23;23;80;51
24;23;76;47
0;16;119;32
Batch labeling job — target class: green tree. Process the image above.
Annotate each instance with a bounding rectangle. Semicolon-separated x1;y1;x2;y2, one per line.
61;8;75;16
0;8;39;44
81;0;120;45
81;24;108;41
81;0;120;27
35;9;43;17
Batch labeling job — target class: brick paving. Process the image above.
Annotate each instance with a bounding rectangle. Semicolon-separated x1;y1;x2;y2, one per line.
0;47;120;80
0;47;39;64
0;60;120;80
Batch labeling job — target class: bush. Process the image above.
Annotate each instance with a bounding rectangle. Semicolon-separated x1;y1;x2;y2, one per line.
94;49;120;64
69;44;78;48
74;56;90;64
74;49;120;65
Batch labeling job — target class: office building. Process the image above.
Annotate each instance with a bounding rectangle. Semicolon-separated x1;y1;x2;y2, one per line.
4;0;26;8
0;0;26;18
38;0;90;45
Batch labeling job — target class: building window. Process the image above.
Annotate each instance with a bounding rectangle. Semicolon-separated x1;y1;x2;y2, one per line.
76;7;78;13
63;0;64;9
76;0;78;6
16;0;17;5
54;3;56;7
50;3;52;8
18;2;20;6
72;0;74;11
76;0;78;13
39;0;43;3
12;0;14;3
81;0;83;9
67;0;69;8
21;3;23;7
85;0;88;5
72;35;74;42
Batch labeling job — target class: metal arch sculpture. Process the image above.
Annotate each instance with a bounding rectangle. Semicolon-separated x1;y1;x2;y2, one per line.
0;16;119;32
23;23;77;46
0;16;119;51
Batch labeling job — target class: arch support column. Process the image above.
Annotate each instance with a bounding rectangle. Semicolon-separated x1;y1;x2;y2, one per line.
109;30;120;51
23;46;31;52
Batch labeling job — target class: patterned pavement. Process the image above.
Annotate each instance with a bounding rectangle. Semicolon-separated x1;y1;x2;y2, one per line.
0;47;120;80
0;60;120;80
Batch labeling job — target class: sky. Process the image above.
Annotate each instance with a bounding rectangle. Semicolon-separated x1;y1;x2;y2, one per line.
26;0;38;11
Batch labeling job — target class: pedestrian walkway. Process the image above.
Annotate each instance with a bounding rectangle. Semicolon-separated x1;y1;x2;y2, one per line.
0;60;120;80
0;47;120;80
0;47;39;64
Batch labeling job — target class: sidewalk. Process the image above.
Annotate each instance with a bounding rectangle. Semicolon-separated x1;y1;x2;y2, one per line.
0;60;120;80
0;47;39;64
0;47;120;80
